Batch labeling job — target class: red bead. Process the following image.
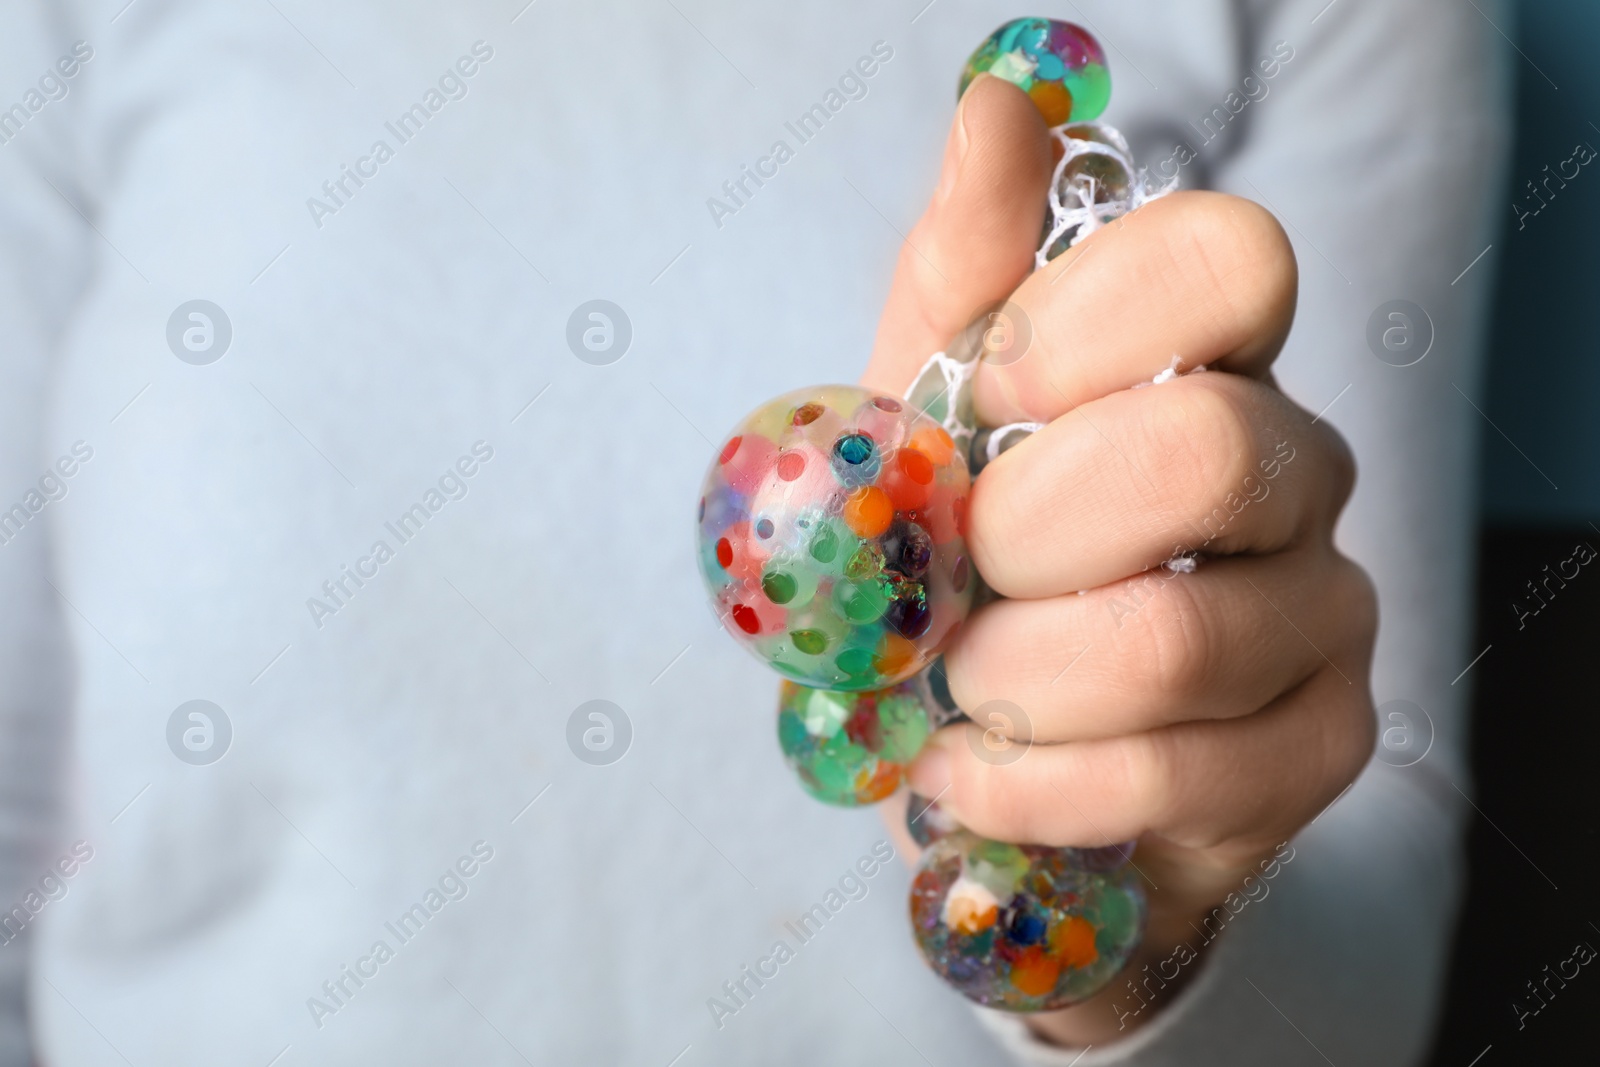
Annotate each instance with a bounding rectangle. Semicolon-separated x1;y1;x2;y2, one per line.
900;449;934;485
777;450;806;481
843;697;884;751
882;450;933;511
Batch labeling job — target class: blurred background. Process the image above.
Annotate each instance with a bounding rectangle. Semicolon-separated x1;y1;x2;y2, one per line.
0;0;1594;1064
1429;0;1600;1062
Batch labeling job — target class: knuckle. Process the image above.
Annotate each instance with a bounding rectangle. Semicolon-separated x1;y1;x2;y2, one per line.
1144;382;1258;532
1214;196;1296;277
1329;555;1379;656
1117;732;1178;829
1320;423;1358;515
1324;689;1378;789
1124;573;1218;698
1163;193;1297;339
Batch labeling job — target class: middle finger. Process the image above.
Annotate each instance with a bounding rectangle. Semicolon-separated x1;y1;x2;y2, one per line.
968;370;1347;598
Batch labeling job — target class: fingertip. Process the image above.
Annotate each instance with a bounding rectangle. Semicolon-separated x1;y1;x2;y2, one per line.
940;72;1053;236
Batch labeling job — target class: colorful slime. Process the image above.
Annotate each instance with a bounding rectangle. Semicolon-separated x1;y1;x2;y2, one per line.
960;17;1111;126
698;19;1149;1013
912;832;1145;1010
697;385;973;692
777;679;930;805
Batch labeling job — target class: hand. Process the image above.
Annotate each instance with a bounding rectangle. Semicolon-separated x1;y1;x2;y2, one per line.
863;75;1377;1045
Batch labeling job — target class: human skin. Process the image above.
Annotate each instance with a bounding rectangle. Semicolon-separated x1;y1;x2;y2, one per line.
864;74;1377;1047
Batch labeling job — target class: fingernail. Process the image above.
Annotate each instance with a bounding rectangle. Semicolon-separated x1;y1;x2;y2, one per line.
934;73;986;204
908;742;952;799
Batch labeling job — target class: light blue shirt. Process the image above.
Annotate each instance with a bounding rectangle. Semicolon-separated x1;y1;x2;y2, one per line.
0;1;1507;1064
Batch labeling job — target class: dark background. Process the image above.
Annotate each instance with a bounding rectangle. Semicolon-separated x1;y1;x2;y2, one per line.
1426;528;1599;1064
1425;2;1600;1061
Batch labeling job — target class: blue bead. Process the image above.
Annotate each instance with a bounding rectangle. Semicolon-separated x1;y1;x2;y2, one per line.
1008;908;1047;946
830;432;882;487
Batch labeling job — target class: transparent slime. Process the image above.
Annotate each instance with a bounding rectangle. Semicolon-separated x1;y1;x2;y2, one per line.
696;385;973;692
697;18;1163;1013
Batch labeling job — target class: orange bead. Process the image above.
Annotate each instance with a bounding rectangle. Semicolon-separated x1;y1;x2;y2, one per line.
1049;915;1100;970
855;760;903;803
873;633;919;677
909;425;955;466
1009;946;1063;997
1027;80;1074;127
947;895;998;935
842;486;894;537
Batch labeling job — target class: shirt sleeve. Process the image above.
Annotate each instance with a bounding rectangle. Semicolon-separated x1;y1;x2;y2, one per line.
0;4;94;1060
977;0;1510;1061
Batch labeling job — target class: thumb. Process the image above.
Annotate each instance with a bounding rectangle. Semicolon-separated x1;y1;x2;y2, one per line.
861;73;1053;395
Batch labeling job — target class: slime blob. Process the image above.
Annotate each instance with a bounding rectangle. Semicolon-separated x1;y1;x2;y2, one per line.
697;18;1162;1014
911;832;1146;1010
698;385;973;691
777;680;931;806
777;660;964;807
961;17;1111;126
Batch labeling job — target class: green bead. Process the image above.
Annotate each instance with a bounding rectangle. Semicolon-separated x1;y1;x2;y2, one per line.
810;525;839;563
790;628;827;655
835;579;888;624
762;569;798;605
834;646;876;679
1092;881;1140;947
876;693;931;762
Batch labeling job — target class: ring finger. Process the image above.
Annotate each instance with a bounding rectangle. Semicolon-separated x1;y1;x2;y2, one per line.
944;548;1374;742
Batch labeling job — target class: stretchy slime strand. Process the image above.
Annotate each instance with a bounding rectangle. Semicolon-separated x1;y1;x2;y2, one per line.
699;18;1157;1013
697;386;973;691
960;17;1111;125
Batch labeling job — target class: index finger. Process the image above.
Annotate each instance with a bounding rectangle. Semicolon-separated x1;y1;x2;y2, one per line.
972;191;1298;425
861;74;1053;395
